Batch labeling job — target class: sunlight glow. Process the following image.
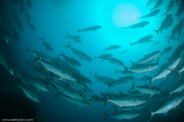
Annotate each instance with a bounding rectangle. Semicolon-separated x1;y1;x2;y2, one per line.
112;3;142;28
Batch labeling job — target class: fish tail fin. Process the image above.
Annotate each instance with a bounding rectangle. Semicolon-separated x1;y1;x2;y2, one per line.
114;68;119;74
166;68;180;79
103;112;109;120
153;30;159;34
25;48;29;53
130;80;135;90
155;57;160;64
147;111;155;122
65;42;71;48
150;8;154;11
145;76;153;86
101;92;107;106
112;105;118;114
177;71;181;80
129;60;136;66
124;65;128;72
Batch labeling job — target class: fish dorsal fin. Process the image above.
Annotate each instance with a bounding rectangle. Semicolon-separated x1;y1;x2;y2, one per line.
119;91;127;97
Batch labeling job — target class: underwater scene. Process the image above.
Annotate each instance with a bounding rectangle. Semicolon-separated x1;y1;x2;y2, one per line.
1;0;184;122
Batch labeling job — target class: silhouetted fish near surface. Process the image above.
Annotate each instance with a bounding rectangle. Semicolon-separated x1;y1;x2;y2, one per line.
77;25;102;32
161;46;173;55
146;56;181;85
40;37;53;52
138;9;160;19
65;42;92;62
147;94;184;122
122;21;149;29
60;53;81;67
164;0;175;15
103;111;139;120
133;51;161;65
154;14;173;34
176;0;184;16
106;57;126;68
28;22;36;31
94;54;112;61
65;33;82;43
103;45;121;51
150;0;163;11
167;19;184;42
130;35;153;46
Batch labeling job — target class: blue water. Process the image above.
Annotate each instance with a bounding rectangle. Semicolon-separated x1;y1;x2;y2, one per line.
1;0;184;122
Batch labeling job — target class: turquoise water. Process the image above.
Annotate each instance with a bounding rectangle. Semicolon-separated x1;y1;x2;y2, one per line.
1;0;184;122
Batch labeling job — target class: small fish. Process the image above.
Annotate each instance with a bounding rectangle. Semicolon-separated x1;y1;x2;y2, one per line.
154;14;173;34
28;22;36;31
132;82;161;97
124;62;158;74
148;94;184;122
122;21;149;29
167;19;184;42
63;96;91;108
106;57;125;68
77;26;102;32
104;45;121;51
94;54;112;61
19;83;41;103
104;95;145;107
65;33;82;43
38;60;76;82
161;46;172;55
176;0;184;16
130;35;153;46
138;9;160;19
164;0;175;15
146;56;181;85
40;37;53;52
169;81;184;95
60;53;81;67
103;111;139;120
65;42;92;62
150;0;163;11
135;51;161;65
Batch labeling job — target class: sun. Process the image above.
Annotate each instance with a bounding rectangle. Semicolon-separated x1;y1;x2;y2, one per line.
112;3;142;28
